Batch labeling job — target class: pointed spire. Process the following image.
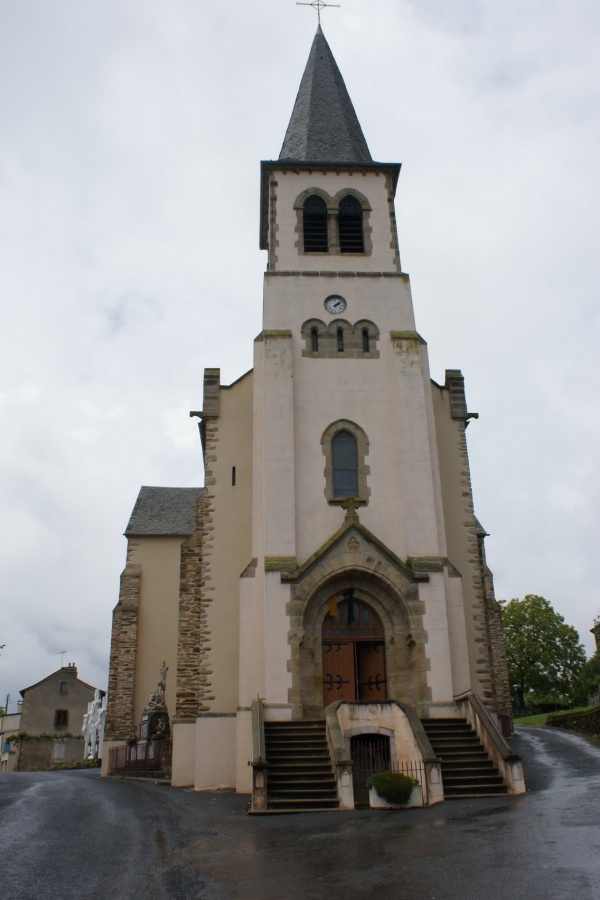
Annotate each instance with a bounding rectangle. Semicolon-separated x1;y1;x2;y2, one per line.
279;28;372;163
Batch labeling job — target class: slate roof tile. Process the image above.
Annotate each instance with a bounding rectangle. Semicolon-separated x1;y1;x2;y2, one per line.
125;486;203;537
279;27;372;164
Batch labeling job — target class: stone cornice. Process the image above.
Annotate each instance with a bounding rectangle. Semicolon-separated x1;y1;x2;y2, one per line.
265;270;407;279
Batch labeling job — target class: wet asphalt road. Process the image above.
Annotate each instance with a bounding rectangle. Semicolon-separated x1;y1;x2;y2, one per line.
1;726;599;900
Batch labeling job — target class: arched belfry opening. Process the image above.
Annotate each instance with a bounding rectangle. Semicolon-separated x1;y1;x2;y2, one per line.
303;194;328;252
338;194;365;253
322;592;386;704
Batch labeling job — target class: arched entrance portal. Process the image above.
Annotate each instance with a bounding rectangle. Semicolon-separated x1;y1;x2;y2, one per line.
322;592;386;704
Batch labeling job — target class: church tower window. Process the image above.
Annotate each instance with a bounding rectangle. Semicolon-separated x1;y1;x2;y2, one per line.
311;327;319;352
322;420;370;504
303;195;328;252
362;328;370;353
337;327;344;353
338;195;364;253
332;430;359;498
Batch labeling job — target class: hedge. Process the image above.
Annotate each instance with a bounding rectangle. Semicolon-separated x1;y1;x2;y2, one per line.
547;707;600;736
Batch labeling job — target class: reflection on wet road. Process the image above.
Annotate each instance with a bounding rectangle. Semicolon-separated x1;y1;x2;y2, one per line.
1;726;599;899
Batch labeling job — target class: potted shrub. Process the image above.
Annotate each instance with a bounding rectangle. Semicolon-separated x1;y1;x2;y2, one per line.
367;771;422;809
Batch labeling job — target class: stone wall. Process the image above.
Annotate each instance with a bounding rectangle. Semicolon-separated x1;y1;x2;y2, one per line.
176;494;206;719
446;370;495;705
104;558;141;741
17;737;85;772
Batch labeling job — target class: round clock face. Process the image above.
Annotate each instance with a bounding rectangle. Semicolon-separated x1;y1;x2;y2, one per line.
324;295;347;315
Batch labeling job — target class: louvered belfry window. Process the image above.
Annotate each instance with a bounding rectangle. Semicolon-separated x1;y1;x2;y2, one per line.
303;195;328;252
338;195;364;253
332;430;359;497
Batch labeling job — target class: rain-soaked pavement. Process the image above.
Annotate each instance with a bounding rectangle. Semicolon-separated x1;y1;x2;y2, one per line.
1;726;599;899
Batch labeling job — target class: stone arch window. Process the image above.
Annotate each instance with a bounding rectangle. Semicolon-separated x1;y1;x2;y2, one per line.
303;194;328;252
354;320;380;358
322;420;370;504
338;194;365;253
301;319;328;356
302;319;378;359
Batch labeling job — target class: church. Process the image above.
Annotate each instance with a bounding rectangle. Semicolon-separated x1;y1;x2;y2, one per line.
104;26;524;809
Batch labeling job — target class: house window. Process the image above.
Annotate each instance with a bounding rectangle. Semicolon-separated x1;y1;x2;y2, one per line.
303;195;328;252
54;709;69;729
338;195;364;253
53;740;67;761
59;681;68;695
332;430;359;498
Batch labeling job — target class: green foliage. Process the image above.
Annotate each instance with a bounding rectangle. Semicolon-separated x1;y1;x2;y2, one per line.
570;651;600;706
7;732;82;743
52;759;101;770
366;771;418;805
500;595;586;707
547;706;600;737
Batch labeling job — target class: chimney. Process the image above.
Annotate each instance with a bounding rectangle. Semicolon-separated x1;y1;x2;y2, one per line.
65;662;78;677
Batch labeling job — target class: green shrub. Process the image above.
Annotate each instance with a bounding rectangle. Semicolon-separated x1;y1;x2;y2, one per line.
547;706;600;736
366;771;418;805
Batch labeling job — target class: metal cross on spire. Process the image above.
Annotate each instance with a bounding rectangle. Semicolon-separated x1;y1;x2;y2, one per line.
296;0;341;26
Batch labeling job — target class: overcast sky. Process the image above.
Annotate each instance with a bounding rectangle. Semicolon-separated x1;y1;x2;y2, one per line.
1;0;599;712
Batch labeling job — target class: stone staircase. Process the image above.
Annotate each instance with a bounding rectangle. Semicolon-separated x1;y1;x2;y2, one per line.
421;718;507;799
264;721;339;812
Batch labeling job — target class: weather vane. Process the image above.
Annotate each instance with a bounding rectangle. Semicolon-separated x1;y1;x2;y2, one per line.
296;1;341;26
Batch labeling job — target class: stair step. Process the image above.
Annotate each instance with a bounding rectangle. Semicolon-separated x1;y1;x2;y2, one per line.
264;721;338;812
269;772;336;781
445;787;508;797
421;717;507;800
269;789;338;798
443;774;504;786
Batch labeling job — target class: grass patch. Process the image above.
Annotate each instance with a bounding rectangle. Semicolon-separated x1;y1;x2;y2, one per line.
514;706;595;727
513;713;548;726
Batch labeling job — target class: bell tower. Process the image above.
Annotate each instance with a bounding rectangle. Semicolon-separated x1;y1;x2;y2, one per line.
217;24;476;762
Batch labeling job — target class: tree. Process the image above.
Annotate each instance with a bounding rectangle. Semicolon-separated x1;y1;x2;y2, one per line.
500;595;586;708
571;651;600;706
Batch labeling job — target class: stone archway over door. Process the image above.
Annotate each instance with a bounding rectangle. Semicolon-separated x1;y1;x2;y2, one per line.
322;596;386;703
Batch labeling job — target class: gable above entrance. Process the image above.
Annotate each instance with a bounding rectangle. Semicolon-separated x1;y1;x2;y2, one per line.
272;516;429;598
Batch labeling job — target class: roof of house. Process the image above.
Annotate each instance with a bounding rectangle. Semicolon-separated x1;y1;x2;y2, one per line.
20;666;98;698
125;486;203;537
279;26;372;163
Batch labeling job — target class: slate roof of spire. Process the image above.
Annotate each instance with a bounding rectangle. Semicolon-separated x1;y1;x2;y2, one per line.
279;27;372;164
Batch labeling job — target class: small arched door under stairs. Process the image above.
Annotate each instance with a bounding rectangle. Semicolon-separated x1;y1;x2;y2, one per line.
322;593;387;704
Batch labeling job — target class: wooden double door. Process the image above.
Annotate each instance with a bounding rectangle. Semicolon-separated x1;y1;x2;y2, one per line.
322;595;387;704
